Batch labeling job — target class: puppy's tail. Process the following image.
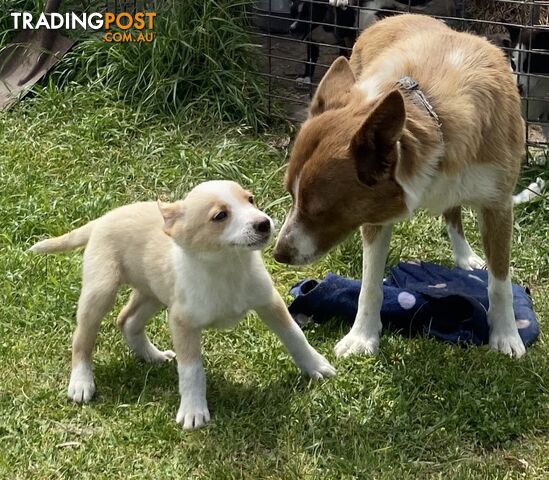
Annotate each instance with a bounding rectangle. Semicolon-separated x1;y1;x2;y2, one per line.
29;220;96;254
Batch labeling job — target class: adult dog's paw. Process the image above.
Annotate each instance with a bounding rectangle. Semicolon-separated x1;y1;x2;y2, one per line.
489;329;526;358
335;331;379;358
140;347;176;363
456;252;485;271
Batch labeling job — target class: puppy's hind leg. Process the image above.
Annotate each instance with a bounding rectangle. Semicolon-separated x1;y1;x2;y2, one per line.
68;260;119;403
255;291;336;379
479;204;525;358
444;206;485;270
117;291;175;363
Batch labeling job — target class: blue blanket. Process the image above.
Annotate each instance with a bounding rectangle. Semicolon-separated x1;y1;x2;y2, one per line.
289;261;539;347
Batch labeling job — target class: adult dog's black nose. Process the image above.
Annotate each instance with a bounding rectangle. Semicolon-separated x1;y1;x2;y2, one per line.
254;219;271;234
273;250;292;264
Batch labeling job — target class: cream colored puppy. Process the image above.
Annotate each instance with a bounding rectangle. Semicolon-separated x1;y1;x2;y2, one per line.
30;180;335;429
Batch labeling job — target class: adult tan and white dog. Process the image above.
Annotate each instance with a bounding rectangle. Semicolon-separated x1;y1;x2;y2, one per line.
30;181;335;429
274;15;526;358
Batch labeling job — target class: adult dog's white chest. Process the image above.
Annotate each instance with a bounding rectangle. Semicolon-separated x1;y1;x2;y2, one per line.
419;164;502;214
399;154;503;215
172;246;273;329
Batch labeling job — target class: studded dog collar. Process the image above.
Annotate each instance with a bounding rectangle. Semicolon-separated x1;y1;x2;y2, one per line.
397;76;442;130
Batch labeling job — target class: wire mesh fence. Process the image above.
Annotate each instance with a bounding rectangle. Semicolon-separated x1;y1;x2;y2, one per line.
252;0;548;160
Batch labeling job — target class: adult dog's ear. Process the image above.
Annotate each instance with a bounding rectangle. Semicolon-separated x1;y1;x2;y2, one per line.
157;200;182;236
309;56;356;117
350;90;406;186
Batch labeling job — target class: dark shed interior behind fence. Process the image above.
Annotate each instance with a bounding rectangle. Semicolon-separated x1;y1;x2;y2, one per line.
252;0;548;160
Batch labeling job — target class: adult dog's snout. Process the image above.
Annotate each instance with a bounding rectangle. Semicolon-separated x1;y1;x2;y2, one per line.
273;247;293;265
274;223;321;266
273;233;297;265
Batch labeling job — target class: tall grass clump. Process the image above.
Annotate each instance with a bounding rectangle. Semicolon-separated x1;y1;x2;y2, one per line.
54;0;268;129
0;1;41;48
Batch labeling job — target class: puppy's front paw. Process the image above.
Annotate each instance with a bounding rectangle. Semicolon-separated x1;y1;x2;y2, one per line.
176;398;211;430
67;364;95;403
489;329;526;358
335;331;379;358
301;351;336;379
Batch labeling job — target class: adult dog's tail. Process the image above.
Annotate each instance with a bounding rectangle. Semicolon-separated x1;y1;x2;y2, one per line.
29;221;96;253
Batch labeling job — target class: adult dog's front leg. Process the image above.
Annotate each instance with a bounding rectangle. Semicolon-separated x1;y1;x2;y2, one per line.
168;311;210;430
335;224;392;357
255;292;336;379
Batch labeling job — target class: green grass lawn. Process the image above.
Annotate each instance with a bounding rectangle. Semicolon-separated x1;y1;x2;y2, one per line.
1;85;548;479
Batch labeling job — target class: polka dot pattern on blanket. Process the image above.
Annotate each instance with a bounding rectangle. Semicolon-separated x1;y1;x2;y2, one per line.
516;319;531;329
397;292;416;310
288;262;540;348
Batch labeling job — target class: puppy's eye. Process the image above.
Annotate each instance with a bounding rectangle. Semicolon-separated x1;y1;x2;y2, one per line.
212;211;227;222
248;196;254;204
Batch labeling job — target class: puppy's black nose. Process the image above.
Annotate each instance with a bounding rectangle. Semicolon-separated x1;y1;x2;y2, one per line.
254;219;271;234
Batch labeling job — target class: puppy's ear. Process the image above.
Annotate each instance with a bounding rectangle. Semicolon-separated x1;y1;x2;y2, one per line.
309;56;355;117
157;200;182;236
350;90;405;187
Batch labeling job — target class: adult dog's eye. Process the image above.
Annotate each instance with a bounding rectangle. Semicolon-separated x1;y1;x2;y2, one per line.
248;196;254;204
212;211;227;222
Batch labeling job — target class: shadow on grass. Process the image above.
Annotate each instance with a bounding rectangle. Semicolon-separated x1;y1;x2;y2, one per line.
89;327;548;470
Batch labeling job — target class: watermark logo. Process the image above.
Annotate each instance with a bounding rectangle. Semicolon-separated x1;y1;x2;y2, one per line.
11;11;157;43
